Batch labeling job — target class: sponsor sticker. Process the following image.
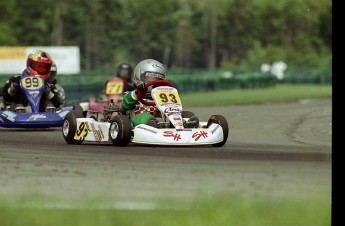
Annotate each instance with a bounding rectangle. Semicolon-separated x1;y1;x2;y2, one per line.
90;123;104;142
164;107;181;116
192;130;208;141
137;125;157;134
58;110;69;118
27;114;47;121
29;90;40;97
98;126;105;140
210;124;220;134
163;131;182;141
1;111;17;122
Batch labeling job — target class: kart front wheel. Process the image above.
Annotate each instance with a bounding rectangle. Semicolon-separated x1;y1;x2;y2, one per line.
109;115;132;146
62;112;83;144
207;115;229;147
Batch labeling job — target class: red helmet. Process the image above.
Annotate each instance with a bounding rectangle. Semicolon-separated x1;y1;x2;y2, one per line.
27;50;52;79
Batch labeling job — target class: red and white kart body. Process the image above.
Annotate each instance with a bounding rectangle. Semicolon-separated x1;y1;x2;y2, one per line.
131;123;224;145
62;80;228;147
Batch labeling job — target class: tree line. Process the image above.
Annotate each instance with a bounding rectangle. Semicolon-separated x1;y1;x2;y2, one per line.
0;0;332;71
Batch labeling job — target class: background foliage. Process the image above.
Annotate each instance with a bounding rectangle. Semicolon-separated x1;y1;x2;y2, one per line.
0;0;332;71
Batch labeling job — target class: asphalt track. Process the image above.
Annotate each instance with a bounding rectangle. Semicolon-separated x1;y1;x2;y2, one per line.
0;99;331;208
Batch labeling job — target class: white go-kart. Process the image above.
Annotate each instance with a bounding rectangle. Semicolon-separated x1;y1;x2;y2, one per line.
62;80;229;146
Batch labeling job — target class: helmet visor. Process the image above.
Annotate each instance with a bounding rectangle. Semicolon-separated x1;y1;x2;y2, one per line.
141;72;165;83
31;61;51;75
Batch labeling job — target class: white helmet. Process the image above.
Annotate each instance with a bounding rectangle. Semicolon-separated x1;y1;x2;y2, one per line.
133;59;166;86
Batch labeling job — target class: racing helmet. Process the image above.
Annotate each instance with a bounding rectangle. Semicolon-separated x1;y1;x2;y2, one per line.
26;50;52;79
133;59;166;86
116;62;133;81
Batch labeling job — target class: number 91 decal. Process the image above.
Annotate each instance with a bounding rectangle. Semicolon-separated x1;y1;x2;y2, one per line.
21;76;44;90
74;122;90;141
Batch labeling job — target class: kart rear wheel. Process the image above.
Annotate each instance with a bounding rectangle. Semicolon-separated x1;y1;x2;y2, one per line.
109;115;132;146
72;103;84;118
207;115;229;147
62;112;83;144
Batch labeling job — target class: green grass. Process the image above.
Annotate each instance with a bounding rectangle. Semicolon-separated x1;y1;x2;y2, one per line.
0;196;330;226
180;84;332;107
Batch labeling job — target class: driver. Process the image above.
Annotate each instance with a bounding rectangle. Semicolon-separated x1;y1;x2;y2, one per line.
121;59;198;128
2;50;62;112
121;59;164;128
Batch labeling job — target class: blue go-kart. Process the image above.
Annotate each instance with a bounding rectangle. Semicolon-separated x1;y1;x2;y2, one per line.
0;74;81;128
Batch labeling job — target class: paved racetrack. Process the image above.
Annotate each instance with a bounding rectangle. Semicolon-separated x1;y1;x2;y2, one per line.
0;99;331;208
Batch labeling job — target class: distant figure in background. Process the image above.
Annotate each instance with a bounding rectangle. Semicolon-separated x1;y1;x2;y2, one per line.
106;62;135;92
270;61;287;80
102;62;135;107
2;50;62;112
89;62;135;111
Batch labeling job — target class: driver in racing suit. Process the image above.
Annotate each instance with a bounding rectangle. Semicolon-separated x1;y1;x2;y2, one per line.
121;59;198;128
2;50;62;112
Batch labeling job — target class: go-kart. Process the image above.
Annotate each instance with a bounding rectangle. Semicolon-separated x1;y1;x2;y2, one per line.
62;80;229;146
85;77;126;112
0;74;81;128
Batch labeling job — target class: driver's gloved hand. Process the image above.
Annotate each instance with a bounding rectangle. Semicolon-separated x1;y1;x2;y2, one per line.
134;81;146;94
12;81;20;90
8;81;20;96
46;82;53;89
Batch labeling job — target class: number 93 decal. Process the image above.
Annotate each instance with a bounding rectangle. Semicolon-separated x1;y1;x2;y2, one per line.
21;76;44;90
154;91;181;105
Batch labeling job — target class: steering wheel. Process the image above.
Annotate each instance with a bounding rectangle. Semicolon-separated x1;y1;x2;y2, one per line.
136;80;174;106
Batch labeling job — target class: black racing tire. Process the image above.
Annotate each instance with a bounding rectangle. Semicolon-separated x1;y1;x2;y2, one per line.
72;103;84;118
62;112;83;144
109;115;132;146
207;115;229;147
182;111;195;119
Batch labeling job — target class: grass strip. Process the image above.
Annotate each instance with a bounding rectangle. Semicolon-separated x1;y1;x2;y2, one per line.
180;84;332;107
0;196;330;226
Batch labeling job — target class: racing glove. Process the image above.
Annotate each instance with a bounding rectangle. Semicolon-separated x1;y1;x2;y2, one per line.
7;75;21;96
43;83;62;108
134;81;146;93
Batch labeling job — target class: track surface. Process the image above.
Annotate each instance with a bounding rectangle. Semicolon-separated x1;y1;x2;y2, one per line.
0;99;331;207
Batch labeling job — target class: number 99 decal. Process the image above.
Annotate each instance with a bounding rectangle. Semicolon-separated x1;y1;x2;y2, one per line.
21;76;44;90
